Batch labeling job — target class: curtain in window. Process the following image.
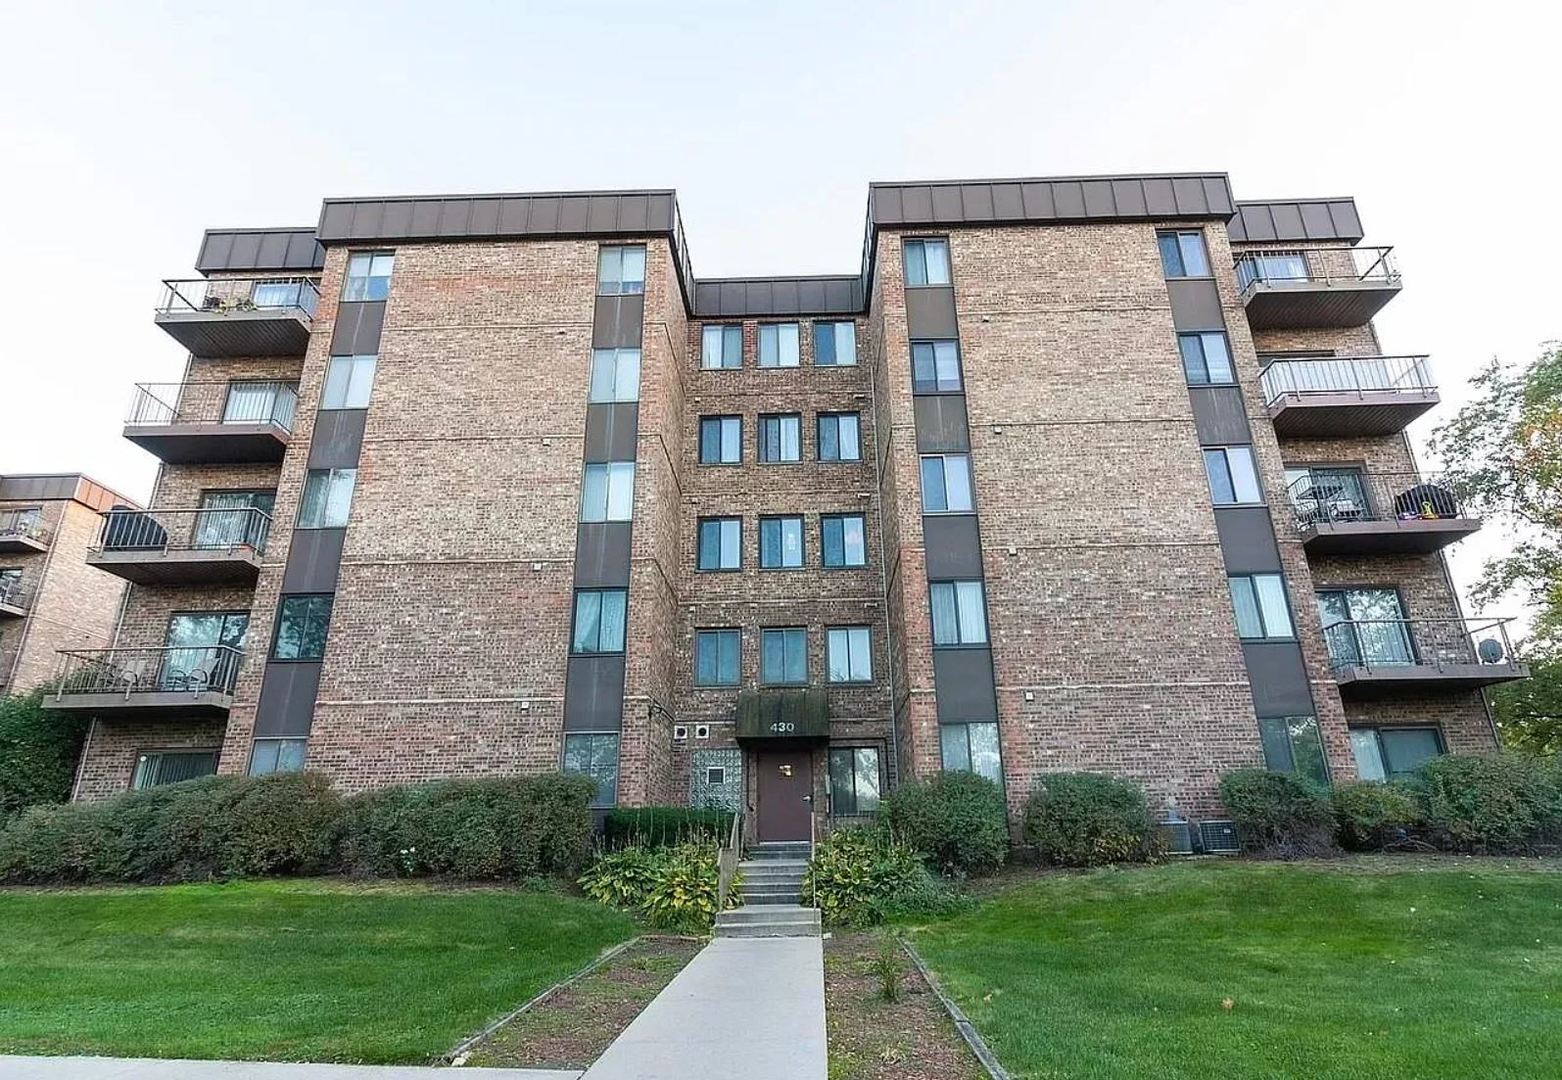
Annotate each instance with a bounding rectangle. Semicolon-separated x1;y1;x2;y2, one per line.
1380;729;1441;776
930;583;958;645
818;418;839;460
223;382;281;425
194;492;271;551
1229;577;1264;638
921;457;947;511
968;723;1001;782
133;751;218;790
1350;730;1386;781
955;581;987;644
1253;576;1292;637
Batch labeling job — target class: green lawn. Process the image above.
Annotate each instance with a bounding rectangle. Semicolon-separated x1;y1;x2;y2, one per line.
915;859;1562;1080
0;879;634;1063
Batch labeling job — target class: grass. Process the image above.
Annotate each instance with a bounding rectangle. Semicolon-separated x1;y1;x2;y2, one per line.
0;878;635;1064
914;858;1562;1080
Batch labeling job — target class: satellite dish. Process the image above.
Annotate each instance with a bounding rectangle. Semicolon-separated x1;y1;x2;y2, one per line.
1477;638;1506;664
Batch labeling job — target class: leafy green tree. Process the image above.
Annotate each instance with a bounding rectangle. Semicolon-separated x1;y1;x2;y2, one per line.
0;689;90;819
1430;343;1562;753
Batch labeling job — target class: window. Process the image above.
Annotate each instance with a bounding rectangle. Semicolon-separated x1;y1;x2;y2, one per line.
1258;716;1329;788
760;628;808;685
817;413;861;462
581;462;635;522
759;516;804;569
249;738;308;777
707;766;727;784
572;589;628;654
903;238;951;286
930;581;988;645
1285;466;1370;524
0;507;42;540
589;348;641;403
827;627;873;682
695;629;741;686
298;468;357;528
164;612;247;691
758;323;801;368
132;750;219;790
701;324;743;369
224;380;296;428
1156;231;1209;278
940;722;1001;782
0;568;20;605
563;732;619;807
1179;333;1234;385
272;594;333;661
322;355;377;409
251;279;307;308
814;322;857;366
1351;727;1443;781
911;340;962;393
194;490;274;551
821;514;866;568
1228;574;1294;640
697;517;741;571
1236;251;1311;289
759;414;802;463
699;416;742;464
166;611;248;651
920;454;974;513
829;747;881;816
597;245;646;295
1203;446;1262;505
1318;589;1414;668
343;252;394;301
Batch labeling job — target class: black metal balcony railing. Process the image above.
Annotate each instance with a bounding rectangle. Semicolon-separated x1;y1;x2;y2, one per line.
0;510;51;546
1235;246;1399;293
1321;617;1519;674
1287;470;1468;528
54;645;244;698
126;381;299;433
0;575;34;612
1261;356;1435;406
93;506;273;557
157;277;321;319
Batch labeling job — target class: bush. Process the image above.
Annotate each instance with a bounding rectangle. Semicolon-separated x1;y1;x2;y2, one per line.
882;771;1009;875
1332;781;1423;851
602;806;734;851
1022;772;1158;866
580;842;738;931
0;772;342;883
1218;769;1336;857
1411;754;1562;851
805;826;926;927
339;774;594;880
579;846;667;909
0;690;90;821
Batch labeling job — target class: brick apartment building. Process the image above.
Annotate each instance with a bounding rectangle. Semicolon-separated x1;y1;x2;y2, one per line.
1;473;134;694
45;173;1527;838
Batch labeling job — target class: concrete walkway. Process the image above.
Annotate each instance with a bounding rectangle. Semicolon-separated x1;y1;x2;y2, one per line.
0;1058;578;1079
581;936;825;1080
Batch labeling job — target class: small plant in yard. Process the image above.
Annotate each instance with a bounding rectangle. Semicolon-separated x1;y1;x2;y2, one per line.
1022;772;1160;866
805;826;964;927
579;842;740;931
872;932;902;1003
1218;769;1336;857
881;770;1010;875
1332;781;1423;851
579;845;668;910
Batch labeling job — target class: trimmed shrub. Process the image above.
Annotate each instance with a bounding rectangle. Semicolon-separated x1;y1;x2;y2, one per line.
602;806;734;850
1218;769;1336;857
1332;781;1422;851
881;771;1009;875
1411;754;1561;851
1022;772;1158;866
0;690;90;821
339;774;594;880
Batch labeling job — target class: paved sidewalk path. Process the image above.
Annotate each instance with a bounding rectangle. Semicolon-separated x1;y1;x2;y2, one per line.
581;936;826;1080
0;1057;579;1079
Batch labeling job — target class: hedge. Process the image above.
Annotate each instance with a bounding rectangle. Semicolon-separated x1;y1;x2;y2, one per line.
1332;781;1422;851
1410;753;1562;852
1023;772;1158;866
1218;769;1336;857
0;689;90;821
882;770;1009;875
602;806;734;850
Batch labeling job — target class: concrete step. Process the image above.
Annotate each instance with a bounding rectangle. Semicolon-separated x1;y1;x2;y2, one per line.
719;904;818;924
715;904;820;938
738;859;809;874
747;843;812;861
743;879;805;893
742;891;803;905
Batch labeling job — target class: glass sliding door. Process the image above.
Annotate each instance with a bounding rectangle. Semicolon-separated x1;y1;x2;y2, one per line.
1317;589;1414;669
193;491;274;552
162;612;248;690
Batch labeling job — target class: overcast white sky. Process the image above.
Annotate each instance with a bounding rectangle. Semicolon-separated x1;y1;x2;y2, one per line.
1;0;1556;618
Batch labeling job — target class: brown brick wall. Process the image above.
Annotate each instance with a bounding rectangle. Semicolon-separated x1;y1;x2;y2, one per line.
74;716;225;801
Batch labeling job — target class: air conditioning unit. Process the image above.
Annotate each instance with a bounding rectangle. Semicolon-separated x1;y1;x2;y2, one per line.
672;725;688;742
1198;820;1240;855
1157;821;1195;855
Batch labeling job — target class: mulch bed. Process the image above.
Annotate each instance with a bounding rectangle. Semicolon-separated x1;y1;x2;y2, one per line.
463;935;702;1071
824;931;985;1080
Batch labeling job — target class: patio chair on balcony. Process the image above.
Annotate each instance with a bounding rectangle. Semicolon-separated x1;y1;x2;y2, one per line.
165;654;221;694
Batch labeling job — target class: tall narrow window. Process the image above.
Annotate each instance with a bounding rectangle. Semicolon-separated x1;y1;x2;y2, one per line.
597;245;646;295
940;722;1001;782
817;413;861;462
322;355;377;409
699;416;742;464
758;323;801;368
695;629;741;686
813;322;857;366
920;454;974;513
272;594;333;661
195;490;274;552
224;380;296;428
572;589;628;654
1157;231;1209;278
580;463;635;522
563;732;619;807
760;628;808;685
588;348;641;403
1178;333;1234;385
820;514;866;568
826;626;873;682
759;414;802;463
1228;574;1294;640
903;238;951;286
759;516;804;569
1203;446;1262;505
701;325;743;369
930;580;988;645
697;517;742;571
343;252;394;301
829;747;882;816
298;468;356;528
1258;716;1329;787
911;341;962;393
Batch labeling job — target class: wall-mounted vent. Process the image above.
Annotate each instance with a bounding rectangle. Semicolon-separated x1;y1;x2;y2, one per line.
1158;821;1195;855
673;725;688;742
694;724;711;740
1198;820;1240;855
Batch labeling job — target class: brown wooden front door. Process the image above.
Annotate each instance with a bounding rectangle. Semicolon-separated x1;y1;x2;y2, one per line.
756;749;813;842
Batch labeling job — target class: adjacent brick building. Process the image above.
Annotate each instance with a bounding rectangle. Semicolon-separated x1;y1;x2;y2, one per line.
48;175;1524;838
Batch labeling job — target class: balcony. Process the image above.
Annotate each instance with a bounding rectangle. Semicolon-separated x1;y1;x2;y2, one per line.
1287;469;1480;555
154;277;320;357
123;381;297;464
43;646;243;717
1324;617;1528;697
85;506;271;585
0;510;51;554
1261;356;1438;436
0;575;33;618
1235;246;1401;329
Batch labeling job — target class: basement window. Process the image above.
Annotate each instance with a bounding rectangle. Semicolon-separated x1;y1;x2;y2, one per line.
132;750;218;790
